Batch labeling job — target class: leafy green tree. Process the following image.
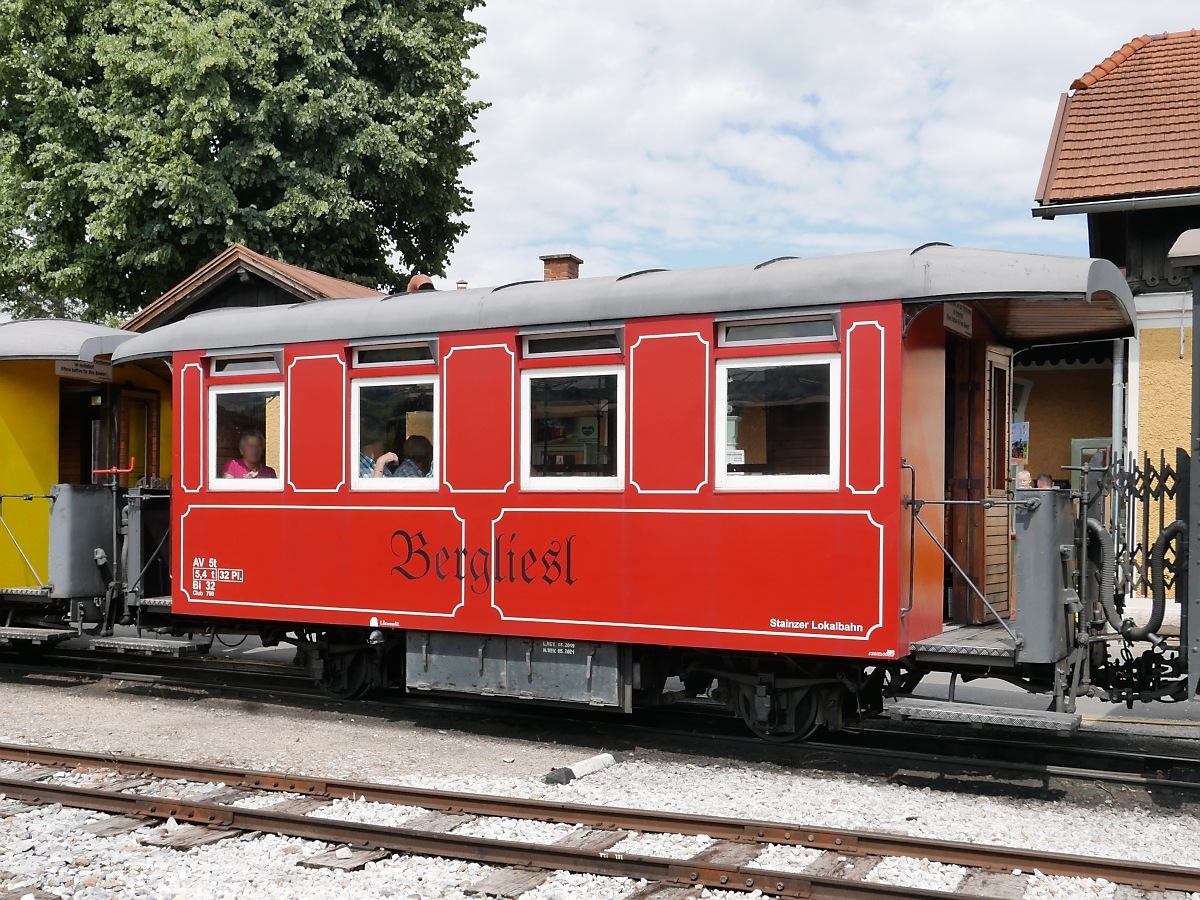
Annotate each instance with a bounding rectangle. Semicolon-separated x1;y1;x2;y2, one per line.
0;0;485;318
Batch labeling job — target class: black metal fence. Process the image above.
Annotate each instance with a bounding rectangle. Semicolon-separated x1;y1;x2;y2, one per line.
1113;448;1189;596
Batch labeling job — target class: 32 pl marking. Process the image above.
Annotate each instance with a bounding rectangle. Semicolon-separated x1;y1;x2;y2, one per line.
191;557;244;597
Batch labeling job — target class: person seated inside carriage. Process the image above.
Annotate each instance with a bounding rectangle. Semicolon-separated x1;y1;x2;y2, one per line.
222;431;276;479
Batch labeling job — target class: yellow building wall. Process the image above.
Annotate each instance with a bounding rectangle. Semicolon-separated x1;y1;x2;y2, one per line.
1019;368;1113;480
1138;326;1191;461
0;360;59;588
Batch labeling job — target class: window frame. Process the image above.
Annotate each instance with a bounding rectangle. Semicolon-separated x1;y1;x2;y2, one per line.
714;353;841;492
349;374;440;492
208;350;283;377
207;383;286;491
520;364;625;492
520;325;624;360
717;313;839;349
351;339;439;369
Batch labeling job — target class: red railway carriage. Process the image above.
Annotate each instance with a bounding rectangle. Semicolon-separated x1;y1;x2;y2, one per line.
109;245;1140;738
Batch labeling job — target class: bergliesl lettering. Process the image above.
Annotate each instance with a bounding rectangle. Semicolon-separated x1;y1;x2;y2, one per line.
391;530;577;595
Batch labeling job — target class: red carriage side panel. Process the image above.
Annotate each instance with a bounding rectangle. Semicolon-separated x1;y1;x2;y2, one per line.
628;322;710;494
285;349;347;492
844;320;885;496
442;338;516;493
489;507;886;650
176;356;204;493
171;304;906;660
179;505;466;620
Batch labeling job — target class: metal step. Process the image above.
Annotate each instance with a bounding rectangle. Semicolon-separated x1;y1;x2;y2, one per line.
885;698;1081;734
0;587;52;598
135;596;173;608
89;637;202;657
909;623;1017;668
0;627;76;646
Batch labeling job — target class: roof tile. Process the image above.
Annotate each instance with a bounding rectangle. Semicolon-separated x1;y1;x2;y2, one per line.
1037;29;1200;205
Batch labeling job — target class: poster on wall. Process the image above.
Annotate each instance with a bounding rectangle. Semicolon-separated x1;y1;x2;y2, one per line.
1010;421;1029;462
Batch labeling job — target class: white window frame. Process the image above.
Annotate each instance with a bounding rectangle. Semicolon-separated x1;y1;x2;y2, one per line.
351;340;438;368
208;383;285;491
521;365;625;491
717;313;838;348
715;353;841;492
208;351;283;376
520;325;624;359
350;374;440;492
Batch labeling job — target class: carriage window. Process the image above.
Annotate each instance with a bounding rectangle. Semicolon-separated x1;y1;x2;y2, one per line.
523;329;621;357
209;387;283;489
353;341;437;367
716;356;839;491
211;354;281;375
352;377;437;490
719;315;837;347
522;367;623;489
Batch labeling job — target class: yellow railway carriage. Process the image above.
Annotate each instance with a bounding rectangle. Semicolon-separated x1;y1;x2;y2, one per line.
0;320;171;594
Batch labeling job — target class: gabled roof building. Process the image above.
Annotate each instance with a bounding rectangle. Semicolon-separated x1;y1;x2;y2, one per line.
123;243;384;332
1034;28;1200;488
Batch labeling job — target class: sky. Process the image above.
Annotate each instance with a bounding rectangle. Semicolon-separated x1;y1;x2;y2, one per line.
434;1;1199;289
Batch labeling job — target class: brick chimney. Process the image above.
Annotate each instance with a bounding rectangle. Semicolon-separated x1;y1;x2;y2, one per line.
540;253;583;281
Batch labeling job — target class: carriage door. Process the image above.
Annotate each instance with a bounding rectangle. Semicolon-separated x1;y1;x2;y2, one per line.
981;346;1013;622
945;339;1012;625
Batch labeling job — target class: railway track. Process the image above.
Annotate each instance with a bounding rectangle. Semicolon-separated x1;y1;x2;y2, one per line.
5;649;1200;802
0;743;1197;898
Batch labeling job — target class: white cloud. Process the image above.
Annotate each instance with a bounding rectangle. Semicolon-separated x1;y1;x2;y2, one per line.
437;1;1195;289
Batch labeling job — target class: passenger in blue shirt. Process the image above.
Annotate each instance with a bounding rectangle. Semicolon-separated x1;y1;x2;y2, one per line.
395;435;433;478
360;430;399;478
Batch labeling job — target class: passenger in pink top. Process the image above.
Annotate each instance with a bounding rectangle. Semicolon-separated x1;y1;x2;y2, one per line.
223;431;276;479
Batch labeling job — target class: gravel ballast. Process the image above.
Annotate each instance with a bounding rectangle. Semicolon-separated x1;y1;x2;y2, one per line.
0;679;1197;899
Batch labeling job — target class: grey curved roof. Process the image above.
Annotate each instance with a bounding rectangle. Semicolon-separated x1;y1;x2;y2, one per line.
0;318;128;361
111;245;1136;363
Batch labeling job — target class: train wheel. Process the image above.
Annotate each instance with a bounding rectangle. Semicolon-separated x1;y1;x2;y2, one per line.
736;684;819;743
683;673;714;697
319;648;374;700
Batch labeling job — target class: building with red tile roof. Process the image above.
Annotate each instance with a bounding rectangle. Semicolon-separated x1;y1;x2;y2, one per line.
1032;29;1199;521
123;243;384;332
1035;29;1200;212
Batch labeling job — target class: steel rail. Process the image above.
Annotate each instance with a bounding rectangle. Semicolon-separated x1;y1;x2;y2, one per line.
0;776;979;900
0;744;1196;892
6;654;1200;794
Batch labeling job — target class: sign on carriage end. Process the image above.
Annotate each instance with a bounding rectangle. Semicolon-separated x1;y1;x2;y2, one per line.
55;359;113;382
943;301;973;338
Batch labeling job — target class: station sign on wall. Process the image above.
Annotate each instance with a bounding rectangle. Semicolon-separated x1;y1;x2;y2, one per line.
55;359;113;382
943;301;973;338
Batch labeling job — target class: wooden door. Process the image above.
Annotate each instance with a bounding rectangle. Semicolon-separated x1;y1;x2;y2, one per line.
982;346;1013;620
945;339;1012;624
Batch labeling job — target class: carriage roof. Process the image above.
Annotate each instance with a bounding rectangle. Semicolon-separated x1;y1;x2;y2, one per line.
107;244;1135;363
0;318;128;361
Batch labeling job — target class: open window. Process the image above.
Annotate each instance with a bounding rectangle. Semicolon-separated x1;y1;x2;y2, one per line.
716;355;840;490
521;367;623;490
209;386;284;490
351;376;438;490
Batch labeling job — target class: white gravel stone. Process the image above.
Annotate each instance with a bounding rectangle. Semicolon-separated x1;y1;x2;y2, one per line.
607;830;716;858
516;871;634;899
861;855;967;892
452;815;580;844
1021;871;1117;899
746;843;824;872
307;796;424;826
230;791;307;809
0;679;1197;900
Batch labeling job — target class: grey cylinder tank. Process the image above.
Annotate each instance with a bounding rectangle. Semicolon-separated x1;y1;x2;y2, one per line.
1012;488;1076;665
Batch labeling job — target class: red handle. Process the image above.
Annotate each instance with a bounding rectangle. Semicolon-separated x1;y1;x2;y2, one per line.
93;457;136;476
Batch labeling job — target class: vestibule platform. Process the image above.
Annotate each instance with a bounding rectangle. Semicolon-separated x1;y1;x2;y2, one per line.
910;622;1017;668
